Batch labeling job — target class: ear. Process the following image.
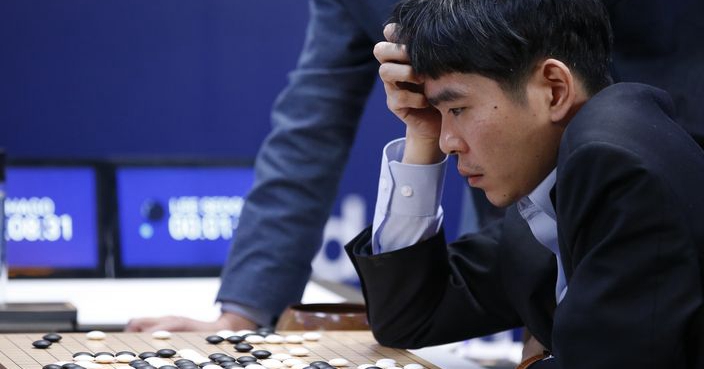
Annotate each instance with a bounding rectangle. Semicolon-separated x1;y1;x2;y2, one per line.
537;58;577;124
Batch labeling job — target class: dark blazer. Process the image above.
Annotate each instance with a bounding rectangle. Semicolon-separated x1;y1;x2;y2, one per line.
346;83;704;369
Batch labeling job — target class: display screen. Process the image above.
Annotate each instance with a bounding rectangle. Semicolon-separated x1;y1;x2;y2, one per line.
115;166;254;275
4;166;100;275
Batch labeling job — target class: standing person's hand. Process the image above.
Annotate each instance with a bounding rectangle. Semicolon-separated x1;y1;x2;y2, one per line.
124;311;257;332
374;23;443;165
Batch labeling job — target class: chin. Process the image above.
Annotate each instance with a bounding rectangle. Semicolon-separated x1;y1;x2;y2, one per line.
485;191;517;208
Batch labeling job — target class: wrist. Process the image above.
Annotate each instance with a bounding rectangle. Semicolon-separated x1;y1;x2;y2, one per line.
402;133;443;165
218;311;258;330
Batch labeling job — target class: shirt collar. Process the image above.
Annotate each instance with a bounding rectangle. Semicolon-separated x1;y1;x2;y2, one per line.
519;168;557;220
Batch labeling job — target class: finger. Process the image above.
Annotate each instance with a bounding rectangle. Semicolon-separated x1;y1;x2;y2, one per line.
379;62;421;85
374;42;410;64
384;86;430;111
383;23;399;42
124;318;151;332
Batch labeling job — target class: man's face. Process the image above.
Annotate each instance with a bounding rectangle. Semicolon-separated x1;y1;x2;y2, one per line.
425;72;564;207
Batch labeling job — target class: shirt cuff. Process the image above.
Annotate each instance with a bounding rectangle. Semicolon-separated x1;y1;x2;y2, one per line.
220;301;273;327
372;138;447;253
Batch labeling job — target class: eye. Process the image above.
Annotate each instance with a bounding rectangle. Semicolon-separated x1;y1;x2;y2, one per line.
449;107;464;116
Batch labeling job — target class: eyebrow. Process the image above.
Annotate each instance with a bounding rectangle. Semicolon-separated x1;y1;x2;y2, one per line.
426;88;466;107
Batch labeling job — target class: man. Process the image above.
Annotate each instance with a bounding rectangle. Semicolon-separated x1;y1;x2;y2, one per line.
127;0;704;334
346;0;704;368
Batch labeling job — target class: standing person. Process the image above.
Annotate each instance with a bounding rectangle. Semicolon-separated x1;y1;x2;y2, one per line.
347;1;704;369
126;0;398;331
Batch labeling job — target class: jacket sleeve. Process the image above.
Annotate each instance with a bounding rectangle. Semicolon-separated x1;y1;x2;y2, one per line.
552;142;701;368
216;0;380;323
346;208;557;349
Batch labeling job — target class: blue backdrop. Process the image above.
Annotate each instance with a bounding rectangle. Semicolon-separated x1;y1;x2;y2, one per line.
1;0;468;279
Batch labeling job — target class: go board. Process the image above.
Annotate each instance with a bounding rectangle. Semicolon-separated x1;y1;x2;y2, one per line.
0;331;439;369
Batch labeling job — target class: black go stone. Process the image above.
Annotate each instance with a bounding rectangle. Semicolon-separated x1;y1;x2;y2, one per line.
206;335;225;344
73;352;94;358
226;335;244;344
234;343;253;352
302;367;317;369
174;359;195;366
198;363;216;368
221;363;244;369
32;340;52;349
256;327;274;336
178;365;198;369
43;332;63;342
62;364;83;369
117;351;137;356
157;348;177;358
43;365;62;369
365;367;382;369
310;362;329;368
139;352;159;359
251;350;271;359
208;353;227;360
131;361;151;369
236;355;257;364
159;366;178;369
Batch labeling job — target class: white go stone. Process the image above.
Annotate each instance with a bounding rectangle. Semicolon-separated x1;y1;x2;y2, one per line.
357;365;374;369
388;367;403;369
152;330;172;339
285;335;304;344
291;364;310;369
302;332;322;341
86;330;106;340
329;358;349;367
204;365;223;369
246;334;265;344
403;364;423;369
375;359;396;368
289;348;309;357
236;329;256;336
146;357;168;365
116;354;136;363
216;329;237;339
246;365;267;369
271;353;293;361
95;355;116;364
75;361;102;369
261;359;285;369
73;355;94;362
265;334;285;344
178;349;203;362
283;358;306;366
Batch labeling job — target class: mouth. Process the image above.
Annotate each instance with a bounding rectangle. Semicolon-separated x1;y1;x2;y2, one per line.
467;174;483;186
458;168;483;186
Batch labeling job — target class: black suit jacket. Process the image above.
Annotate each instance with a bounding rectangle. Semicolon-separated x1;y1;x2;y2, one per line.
346;83;704;369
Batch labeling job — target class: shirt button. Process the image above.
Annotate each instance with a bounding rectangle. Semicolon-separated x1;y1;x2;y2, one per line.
401;185;413;197
380;178;389;192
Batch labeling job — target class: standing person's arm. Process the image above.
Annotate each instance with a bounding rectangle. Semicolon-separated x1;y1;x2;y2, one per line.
126;0;382;331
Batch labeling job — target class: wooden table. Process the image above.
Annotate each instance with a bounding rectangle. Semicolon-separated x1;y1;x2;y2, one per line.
0;331;439;369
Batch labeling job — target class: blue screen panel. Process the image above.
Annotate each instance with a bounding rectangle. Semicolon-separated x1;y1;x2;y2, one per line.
4;167;99;269
116;167;254;268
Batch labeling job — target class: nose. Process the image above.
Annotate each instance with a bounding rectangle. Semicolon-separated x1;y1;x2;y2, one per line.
439;118;467;156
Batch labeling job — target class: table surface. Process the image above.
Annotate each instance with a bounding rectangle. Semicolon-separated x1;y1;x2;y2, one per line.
0;331;441;369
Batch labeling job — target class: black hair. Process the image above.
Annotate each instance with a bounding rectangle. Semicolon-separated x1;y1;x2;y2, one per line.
389;0;613;98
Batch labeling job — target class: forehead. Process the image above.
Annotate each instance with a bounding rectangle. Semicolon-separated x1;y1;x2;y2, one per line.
424;73;502;105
